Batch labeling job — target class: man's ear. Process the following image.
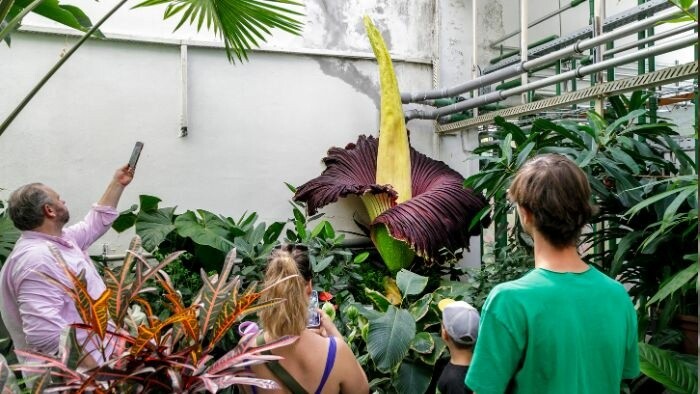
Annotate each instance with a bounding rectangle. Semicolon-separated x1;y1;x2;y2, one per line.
517;205;533;227
42;204;55;219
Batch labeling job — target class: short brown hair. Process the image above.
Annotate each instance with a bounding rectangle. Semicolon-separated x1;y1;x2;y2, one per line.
508;154;593;248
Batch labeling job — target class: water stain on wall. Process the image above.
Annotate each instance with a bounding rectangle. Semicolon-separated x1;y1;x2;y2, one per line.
316;58;380;110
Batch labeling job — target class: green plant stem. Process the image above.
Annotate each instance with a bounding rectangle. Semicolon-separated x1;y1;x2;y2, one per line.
0;0;42;43
0;0;128;138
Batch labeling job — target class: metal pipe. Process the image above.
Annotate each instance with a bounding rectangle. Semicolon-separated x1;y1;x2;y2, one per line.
180;44;189;138
401;3;696;103
520;0;529;104
490;0;586;47
593;0;605;115
604;23;696;57
404;34;697;121
472;0;479;118
483;0;674;74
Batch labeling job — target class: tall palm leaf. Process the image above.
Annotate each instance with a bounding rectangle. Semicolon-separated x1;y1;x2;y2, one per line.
133;0;304;62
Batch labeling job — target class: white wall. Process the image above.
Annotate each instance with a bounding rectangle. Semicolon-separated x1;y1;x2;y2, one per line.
0;0;440;257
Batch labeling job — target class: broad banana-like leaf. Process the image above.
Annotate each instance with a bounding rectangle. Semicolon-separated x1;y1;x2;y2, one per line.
366;305;416;373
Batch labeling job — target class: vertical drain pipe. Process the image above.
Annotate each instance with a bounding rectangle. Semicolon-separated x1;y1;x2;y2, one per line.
472;0;479;118
637;0;647;127
520;0;529;104
432;0;441;159
647;19;657;123
594;0;606;115
180;44;189;138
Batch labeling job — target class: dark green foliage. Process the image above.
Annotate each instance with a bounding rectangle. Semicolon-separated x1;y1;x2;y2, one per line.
464;92;698;394
112;195;285;280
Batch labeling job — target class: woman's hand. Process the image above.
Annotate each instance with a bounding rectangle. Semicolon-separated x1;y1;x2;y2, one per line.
316;308;342;338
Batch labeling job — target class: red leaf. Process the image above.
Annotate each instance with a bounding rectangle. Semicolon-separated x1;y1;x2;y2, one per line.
318;291;333;302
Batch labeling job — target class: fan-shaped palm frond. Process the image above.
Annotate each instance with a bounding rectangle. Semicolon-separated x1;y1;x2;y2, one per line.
134;0;304;62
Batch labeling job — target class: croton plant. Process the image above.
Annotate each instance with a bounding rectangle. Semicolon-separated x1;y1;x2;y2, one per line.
0;237;296;393
294;17;490;272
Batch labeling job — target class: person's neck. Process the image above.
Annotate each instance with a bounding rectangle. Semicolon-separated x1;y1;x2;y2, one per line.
532;232;588;273
448;348;472;366
32;221;63;237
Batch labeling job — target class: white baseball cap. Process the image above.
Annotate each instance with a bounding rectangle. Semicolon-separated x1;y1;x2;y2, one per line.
438;298;480;345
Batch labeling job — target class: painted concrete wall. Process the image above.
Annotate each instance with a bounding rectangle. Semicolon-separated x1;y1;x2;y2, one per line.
0;1;440;258
3;0;693;265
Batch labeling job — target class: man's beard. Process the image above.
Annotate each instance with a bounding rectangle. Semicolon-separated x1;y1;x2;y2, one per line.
56;207;70;225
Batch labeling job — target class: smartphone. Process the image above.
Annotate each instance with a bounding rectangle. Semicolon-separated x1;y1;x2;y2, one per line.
307;290;321;328
128;141;144;170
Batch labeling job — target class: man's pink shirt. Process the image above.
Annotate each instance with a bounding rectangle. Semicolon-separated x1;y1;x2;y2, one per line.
0;205;117;358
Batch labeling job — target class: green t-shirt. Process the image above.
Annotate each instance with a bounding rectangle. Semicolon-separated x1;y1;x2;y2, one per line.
465;266;640;394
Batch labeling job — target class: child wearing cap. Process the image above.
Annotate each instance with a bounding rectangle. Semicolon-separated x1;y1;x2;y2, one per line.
437;299;480;394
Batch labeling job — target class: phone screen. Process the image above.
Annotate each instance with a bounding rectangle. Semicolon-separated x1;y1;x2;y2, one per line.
307;290;321;328
129;141;144;169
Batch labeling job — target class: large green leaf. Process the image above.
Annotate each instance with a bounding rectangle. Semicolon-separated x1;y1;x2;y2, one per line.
409;331;434;354
0;214;19;264
419;333;447;366
174;210;234;253
393;360;432;394
133;0;304;63
364;288;391;312
111;204;138;233
639;342;698;394
408;293;432;321
139;194;164;212
610;232;643;277
648;263;698;305
134;207;177;252
13;0;97;32
366;305;416;373
627;182;696;218
396;269;428;298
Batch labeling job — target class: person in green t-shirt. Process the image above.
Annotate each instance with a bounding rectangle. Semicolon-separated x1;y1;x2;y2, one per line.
465;154;640;394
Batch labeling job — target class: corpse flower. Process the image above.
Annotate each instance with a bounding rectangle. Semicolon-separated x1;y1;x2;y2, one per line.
294;17;489;272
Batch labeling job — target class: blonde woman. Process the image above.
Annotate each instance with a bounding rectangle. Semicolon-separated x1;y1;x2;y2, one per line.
249;244;369;394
